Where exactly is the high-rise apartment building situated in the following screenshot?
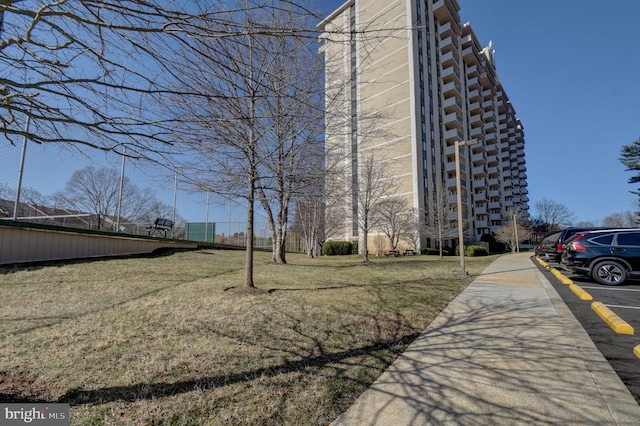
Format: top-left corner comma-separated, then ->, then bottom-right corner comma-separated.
318,0 -> 528,252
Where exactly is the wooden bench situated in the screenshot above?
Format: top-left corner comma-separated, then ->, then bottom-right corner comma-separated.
146,218 -> 174,237
384,250 -> 400,257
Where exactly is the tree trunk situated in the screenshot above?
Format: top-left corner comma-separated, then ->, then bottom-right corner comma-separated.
244,180 -> 255,288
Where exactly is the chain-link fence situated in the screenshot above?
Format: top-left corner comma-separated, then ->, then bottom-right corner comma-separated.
0,140 -> 301,252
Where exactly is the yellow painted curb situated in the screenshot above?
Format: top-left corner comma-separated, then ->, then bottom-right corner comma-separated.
569,283 -> 593,301
536,257 -> 551,270
634,345 -> 640,360
591,302 -> 635,335
551,268 -> 573,285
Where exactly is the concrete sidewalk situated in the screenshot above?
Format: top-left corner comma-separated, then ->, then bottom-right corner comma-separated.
332,252 -> 640,425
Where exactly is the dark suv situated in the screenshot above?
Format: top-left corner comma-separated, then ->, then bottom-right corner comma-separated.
560,228 -> 640,285
538,227 -> 614,262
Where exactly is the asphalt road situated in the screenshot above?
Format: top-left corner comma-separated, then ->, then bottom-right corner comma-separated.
534,258 -> 640,404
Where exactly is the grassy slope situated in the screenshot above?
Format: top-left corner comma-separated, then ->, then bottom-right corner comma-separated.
0,249 -> 496,425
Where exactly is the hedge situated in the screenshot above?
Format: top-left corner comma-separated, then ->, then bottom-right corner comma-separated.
322,241 -> 354,256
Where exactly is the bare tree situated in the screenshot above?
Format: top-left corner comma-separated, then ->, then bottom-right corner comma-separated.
293,172 -> 344,258
0,1 -> 199,159
574,221 -> 596,227
252,7 -> 326,265
603,211 -> 638,228
164,2 -> 327,287
376,196 -> 414,251
356,153 -> 400,262
53,166 -> 166,230
534,198 -> 576,231
423,179 -> 455,258
494,221 -> 531,253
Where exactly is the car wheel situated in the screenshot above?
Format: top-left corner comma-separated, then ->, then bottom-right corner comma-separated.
591,260 -> 627,285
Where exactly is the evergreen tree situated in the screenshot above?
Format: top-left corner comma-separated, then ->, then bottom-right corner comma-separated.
619,138 -> 640,218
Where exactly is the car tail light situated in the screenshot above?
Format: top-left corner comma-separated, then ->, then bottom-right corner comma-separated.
556,242 -> 564,253
568,233 -> 588,251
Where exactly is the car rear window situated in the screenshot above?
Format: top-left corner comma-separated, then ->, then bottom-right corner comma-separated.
590,234 -> 614,245
615,232 -> 640,246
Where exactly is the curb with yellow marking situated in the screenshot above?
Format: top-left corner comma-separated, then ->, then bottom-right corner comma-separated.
550,268 -> 573,285
536,258 -> 551,270
634,345 -> 640,360
568,283 -> 593,301
591,302 -> 635,335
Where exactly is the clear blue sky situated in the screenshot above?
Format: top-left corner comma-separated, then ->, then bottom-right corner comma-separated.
3,1 -> 639,225
319,0 -> 640,224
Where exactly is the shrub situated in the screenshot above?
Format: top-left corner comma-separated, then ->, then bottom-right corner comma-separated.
322,241 -> 354,256
421,248 -> 440,255
466,245 -> 488,257
455,245 -> 489,257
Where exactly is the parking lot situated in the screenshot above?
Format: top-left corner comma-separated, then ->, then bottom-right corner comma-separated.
536,258 -> 640,404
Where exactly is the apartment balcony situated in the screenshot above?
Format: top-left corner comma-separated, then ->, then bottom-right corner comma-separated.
472,151 -> 487,164
440,50 -> 459,68
440,36 -> 459,54
445,160 -> 457,173
467,76 -> 480,90
472,166 -> 487,177
472,178 -> 489,190
442,80 -> 462,97
470,127 -> 484,139
490,213 -> 503,221
441,65 -> 461,83
487,166 -> 499,176
466,64 -> 480,78
443,127 -> 464,142
438,21 -> 455,38
474,204 -> 488,215
468,88 -> 481,102
486,147 -> 498,159
434,0 -> 456,23
442,96 -> 463,114
483,111 -> 496,122
488,177 -> 499,186
488,189 -> 501,198
482,100 -> 495,111
462,46 -> 482,66
475,220 -> 490,229
446,177 -> 458,190
444,111 -> 463,129
468,101 -> 482,114
469,112 -> 482,125
474,193 -> 488,205
489,202 -> 503,211
481,70 -> 496,87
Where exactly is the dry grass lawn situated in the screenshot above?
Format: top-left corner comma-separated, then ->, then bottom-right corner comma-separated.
0,249 -> 497,425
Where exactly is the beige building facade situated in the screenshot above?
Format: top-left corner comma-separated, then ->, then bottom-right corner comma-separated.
319,0 -> 528,252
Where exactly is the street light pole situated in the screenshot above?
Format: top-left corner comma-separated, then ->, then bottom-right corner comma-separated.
455,139 -> 478,277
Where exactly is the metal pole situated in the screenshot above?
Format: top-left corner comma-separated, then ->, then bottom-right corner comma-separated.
455,140 -> 466,277
205,192 -> 210,242
228,199 -> 231,244
172,173 -> 177,238
514,213 -> 519,253
115,146 -> 126,232
13,113 -> 31,220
